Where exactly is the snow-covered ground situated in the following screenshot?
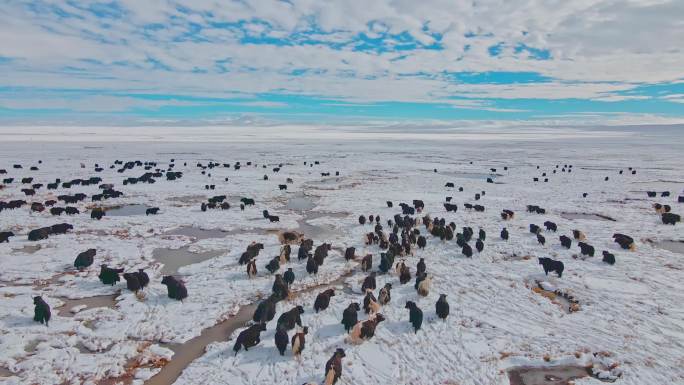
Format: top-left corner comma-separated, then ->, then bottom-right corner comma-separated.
0,125 -> 683,385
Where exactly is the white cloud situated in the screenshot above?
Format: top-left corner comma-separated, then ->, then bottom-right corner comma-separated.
0,0 -> 682,112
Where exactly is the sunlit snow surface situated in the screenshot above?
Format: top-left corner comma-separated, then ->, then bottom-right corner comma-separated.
0,125 -> 683,385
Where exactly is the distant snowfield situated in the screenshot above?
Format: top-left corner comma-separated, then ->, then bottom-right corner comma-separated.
0,124 -> 683,385
0,123 -> 635,143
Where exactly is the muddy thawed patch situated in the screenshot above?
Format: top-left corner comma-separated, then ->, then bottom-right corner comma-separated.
106,204 -> 153,217
507,365 -> 592,385
57,293 -> 119,316
286,194 -> 317,211
0,366 -> 13,378
560,212 -> 616,222
145,303 -> 257,385
164,226 -> 272,240
654,240 -> 684,255
144,269 -> 356,385
153,247 -> 226,275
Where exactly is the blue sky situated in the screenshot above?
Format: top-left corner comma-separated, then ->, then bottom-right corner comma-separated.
1,1 -> 683,125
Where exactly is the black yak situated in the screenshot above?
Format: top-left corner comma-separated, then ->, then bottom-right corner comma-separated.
405,301 -> 423,333
538,257 -> 564,277
161,276 -> 188,301
74,249 -> 96,270
33,296 -> 51,326
435,294 -> 449,321
314,289 -> 336,313
341,303 -> 361,333
602,251 -> 616,265
233,323 -> 266,355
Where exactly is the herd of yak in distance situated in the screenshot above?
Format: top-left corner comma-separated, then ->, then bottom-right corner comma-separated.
1,158 -> 683,385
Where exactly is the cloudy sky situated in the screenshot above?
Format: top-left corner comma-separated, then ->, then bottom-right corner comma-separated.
1,0 -> 683,124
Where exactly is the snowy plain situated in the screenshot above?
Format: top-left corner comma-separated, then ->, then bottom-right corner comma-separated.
0,124 -> 683,385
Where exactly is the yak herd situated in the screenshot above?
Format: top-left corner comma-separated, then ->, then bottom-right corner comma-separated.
1,157 -> 683,385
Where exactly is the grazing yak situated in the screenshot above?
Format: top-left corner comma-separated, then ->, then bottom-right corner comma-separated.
537,234 -> 546,246
265,257 -> 280,274
349,314 -> 386,344
572,229 -> 586,241
240,197 -> 255,206
291,326 -> 308,357
272,274 -> 289,300
246,259 -> 257,278
91,208 -> 105,220
74,249 -> 96,270
275,327 -> 289,356
560,235 -> 572,249
33,296 -> 51,326
145,207 -> 160,215
476,239 -> 484,252
277,305 -> 304,331
51,223 -> 73,235
361,254 -> 372,272
405,301 -> 423,333
602,251 -> 616,265
98,265 -> 124,285
314,243 -> 331,266
123,273 -> 142,293
527,205 -> 545,214
28,227 -> 50,241
135,269 -> 150,289
653,203 -> 671,214
239,242 -> 264,265
578,242 -> 595,257
161,276 -> 188,301
613,233 -> 635,250
314,289 -> 336,313
662,213 -> 681,225
341,303 -> 361,333
361,272 -> 377,292
436,294 -> 449,321
529,224 -> 541,234
378,283 -> 392,305
0,231 -> 15,243
543,221 -> 557,232
344,247 -> 355,261
398,262 -> 411,284
501,209 -> 514,220
538,257 -> 564,278
233,323 -> 267,355
363,290 -> 380,315
462,243 -> 473,258
416,258 -> 426,275
283,268 -> 295,286
324,348 -> 346,385
417,274 -> 431,296
500,228 -> 509,240
306,256 -> 318,275
253,296 -> 277,324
